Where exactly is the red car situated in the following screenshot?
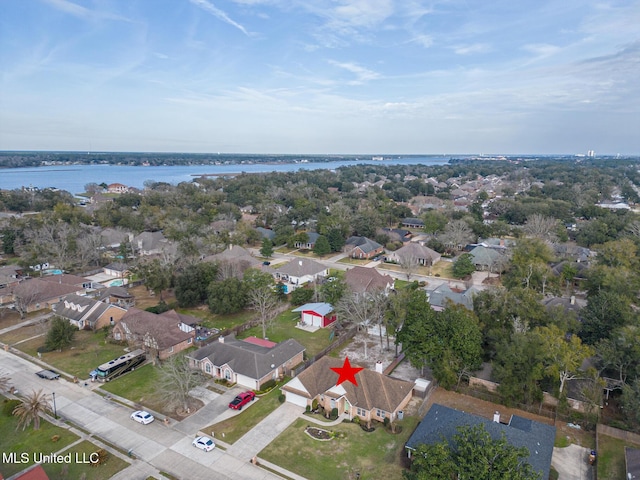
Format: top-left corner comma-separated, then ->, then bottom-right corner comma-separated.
228,391 -> 255,410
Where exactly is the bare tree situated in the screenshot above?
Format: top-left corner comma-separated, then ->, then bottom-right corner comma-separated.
155,354 -> 205,413
216,259 -> 250,280
12,281 -> 41,319
247,285 -> 280,339
440,219 -> 474,251
0,375 -> 10,393
13,389 -> 51,431
522,214 -> 559,241
334,291 -> 387,359
75,229 -> 103,269
399,253 -> 420,281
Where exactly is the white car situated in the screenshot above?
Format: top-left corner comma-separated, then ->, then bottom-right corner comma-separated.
130,410 -> 155,425
192,436 -> 215,452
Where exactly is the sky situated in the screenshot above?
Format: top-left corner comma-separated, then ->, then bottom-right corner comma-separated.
1,0 -> 639,155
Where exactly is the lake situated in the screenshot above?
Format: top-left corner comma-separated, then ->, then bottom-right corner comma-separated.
0,156 -> 450,193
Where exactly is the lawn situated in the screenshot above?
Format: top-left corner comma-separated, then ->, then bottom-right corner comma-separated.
41,440 -> 130,480
430,260 -> 454,278
177,308 -> 255,332
0,322 -> 49,345
597,434 -> 640,480
260,415 -> 419,480
203,380 -> 288,444
337,257 -> 370,265
238,310 -> 332,358
15,329 -> 128,379
98,364 -> 167,414
0,397 -> 80,478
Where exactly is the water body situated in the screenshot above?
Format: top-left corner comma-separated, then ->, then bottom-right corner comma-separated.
0,156 -> 449,193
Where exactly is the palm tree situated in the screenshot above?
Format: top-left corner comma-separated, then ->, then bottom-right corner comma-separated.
0,375 -> 10,393
12,389 -> 51,431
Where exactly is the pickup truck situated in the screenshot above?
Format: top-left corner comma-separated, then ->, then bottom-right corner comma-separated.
228,391 -> 255,410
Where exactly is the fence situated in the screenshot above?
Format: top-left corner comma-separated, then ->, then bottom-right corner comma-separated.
597,423 -> 640,444
292,326 -> 358,377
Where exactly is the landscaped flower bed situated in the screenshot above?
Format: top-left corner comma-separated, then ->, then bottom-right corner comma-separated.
305,426 -> 333,441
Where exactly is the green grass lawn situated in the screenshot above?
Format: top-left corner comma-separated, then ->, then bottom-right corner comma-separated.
337,257 -> 370,265
260,416 -> 419,480
16,330 -> 128,379
98,364 -> 167,413
203,381 -> 286,444
238,310 -> 332,358
597,434 -> 640,480
0,397 -> 80,478
177,307 -> 256,332
42,440 -> 130,480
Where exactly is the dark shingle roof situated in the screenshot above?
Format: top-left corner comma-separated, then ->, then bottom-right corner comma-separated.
344,266 -> 393,293
191,334 -> 305,380
52,294 -> 110,323
345,236 -> 383,254
406,404 -> 555,479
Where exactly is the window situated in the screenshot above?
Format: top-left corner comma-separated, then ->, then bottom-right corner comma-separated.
357,407 -> 366,417
376,409 -> 386,419
224,369 -> 232,380
205,363 -> 211,374
168,346 -> 174,353
187,338 -> 192,344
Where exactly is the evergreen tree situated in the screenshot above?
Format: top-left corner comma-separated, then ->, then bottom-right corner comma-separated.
313,235 -> 331,256
45,317 -> 76,352
259,237 -> 274,258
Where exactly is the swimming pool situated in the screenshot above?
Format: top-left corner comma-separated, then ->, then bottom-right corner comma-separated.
109,280 -> 124,287
43,269 -> 63,275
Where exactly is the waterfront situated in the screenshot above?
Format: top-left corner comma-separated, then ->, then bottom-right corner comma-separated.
0,156 -> 449,193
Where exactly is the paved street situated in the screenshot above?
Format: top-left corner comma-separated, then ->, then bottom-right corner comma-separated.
0,348 -> 296,480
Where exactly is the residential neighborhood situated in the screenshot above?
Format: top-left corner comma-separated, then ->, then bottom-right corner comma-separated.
1,157 -> 640,480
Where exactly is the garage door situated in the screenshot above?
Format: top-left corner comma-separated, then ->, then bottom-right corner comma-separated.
285,391 -> 308,408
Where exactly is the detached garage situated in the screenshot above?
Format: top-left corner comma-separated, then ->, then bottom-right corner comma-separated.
292,302 -> 336,329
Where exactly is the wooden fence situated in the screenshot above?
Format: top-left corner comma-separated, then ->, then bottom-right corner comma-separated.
292,326 -> 358,377
597,423 -> 640,444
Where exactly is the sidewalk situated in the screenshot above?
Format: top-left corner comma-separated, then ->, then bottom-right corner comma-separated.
0,312 -> 53,337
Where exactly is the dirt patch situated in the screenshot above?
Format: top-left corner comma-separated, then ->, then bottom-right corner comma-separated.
337,332 -> 423,383
128,285 -> 176,309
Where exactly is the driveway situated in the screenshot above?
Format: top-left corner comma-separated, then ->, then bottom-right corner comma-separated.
0,348 -> 290,480
552,444 -> 595,480
226,402 -> 304,460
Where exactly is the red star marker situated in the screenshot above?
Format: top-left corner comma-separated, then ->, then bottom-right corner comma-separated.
330,357 -> 364,387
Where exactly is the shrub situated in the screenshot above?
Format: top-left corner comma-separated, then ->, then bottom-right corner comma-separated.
262,379 -> 277,390
291,287 -> 314,306
51,435 -> 60,442
306,405 -> 311,413
383,417 -> 390,427
278,394 -> 285,404
311,398 -> 318,410
352,416 -> 360,425
330,407 -> 339,420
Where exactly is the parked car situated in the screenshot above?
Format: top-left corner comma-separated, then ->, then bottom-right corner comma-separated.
35,369 -> 60,380
228,391 -> 256,410
262,261 -> 271,265
192,436 -> 215,452
130,410 -> 155,425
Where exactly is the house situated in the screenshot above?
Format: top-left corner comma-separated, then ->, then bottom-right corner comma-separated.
256,227 -> 276,242
10,279 -> 84,314
0,265 -> 22,290
625,447 -> 640,480
99,228 -> 132,249
189,334 -> 305,390
107,183 -> 129,194
131,231 -> 173,257
203,244 -> 261,267
344,236 -> 384,259
112,308 -> 196,360
273,258 -> 328,292
426,284 -> 479,311
294,232 -> 320,250
40,273 -> 93,290
103,262 -> 130,279
344,266 -> 394,294
405,403 -> 555,480
292,303 -> 336,329
467,245 -> 507,272
380,227 -> 412,243
401,218 -> 425,229
385,242 -> 441,266
52,294 -> 126,330
98,286 -> 135,309
281,356 -> 414,424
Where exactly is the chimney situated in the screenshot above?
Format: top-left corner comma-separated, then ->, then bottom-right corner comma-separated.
375,360 -> 384,374
218,335 -> 225,343
493,411 -> 500,423
499,238 -> 505,247
570,296 -> 575,305
229,244 -> 233,250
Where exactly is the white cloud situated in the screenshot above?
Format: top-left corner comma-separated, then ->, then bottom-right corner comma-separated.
328,60 -> 381,84
189,0 -> 251,36
522,43 -> 561,58
453,43 -> 491,55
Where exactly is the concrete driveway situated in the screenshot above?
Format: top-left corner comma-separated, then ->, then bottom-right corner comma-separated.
552,444 -> 595,480
0,348 -> 289,480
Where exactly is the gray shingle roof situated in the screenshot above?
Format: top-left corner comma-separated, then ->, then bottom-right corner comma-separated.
406,404 -> 555,479
191,334 -> 305,380
345,236 -> 383,254
344,266 -> 393,293
275,258 -> 327,277
53,294 -> 109,324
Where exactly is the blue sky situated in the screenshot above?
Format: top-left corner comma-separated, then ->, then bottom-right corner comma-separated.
1,0 -> 638,154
